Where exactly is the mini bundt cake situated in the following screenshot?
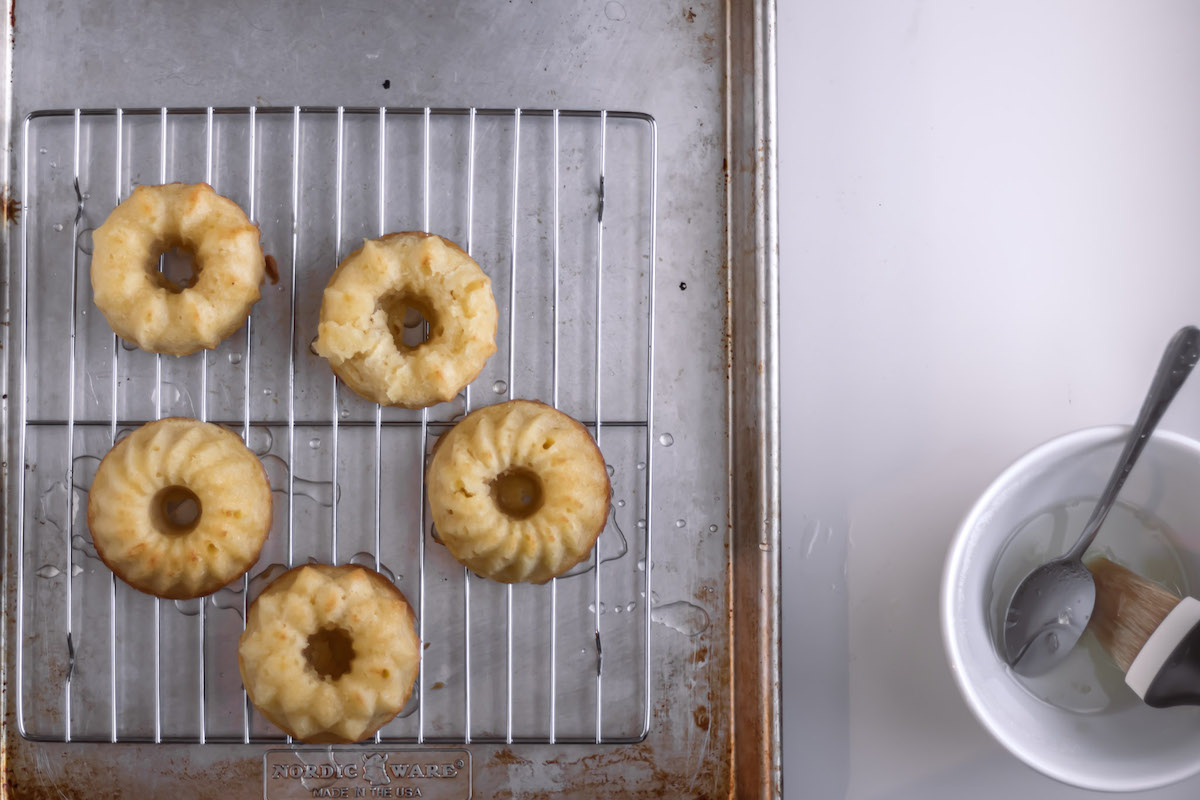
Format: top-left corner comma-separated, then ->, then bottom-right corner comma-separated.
313,232 -> 497,408
238,564 -> 421,743
86,417 -> 272,599
91,182 -> 266,356
426,400 -> 611,584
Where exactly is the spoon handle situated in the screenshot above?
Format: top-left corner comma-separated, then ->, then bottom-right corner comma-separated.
1067,326 -> 1200,561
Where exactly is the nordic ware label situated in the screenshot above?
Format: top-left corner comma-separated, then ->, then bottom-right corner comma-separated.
263,749 -> 471,799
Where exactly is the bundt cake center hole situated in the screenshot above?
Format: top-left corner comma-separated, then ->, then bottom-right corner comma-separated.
490,468 -> 544,520
153,244 -> 200,293
380,291 -> 436,351
304,625 -> 356,681
151,485 -> 202,535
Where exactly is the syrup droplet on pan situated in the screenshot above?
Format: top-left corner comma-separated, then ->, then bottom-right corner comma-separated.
651,600 -> 710,637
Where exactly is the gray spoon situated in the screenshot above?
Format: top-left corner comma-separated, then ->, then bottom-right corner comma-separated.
1002,325 -> 1200,676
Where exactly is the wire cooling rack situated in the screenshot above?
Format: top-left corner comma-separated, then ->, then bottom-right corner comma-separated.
15,106 -> 656,746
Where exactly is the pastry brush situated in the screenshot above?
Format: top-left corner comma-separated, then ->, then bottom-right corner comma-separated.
1087,556 -> 1200,707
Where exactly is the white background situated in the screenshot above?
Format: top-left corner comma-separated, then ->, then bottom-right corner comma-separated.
779,2 -> 1200,797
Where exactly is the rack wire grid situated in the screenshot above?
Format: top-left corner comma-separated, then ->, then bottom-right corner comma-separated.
14,106 -> 656,746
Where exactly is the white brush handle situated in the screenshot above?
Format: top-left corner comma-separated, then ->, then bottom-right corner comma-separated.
1126,596 -> 1200,700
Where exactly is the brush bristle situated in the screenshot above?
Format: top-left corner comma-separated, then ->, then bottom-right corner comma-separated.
1086,557 -> 1181,673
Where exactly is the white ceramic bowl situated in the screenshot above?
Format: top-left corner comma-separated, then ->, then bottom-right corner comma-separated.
942,425 -> 1200,792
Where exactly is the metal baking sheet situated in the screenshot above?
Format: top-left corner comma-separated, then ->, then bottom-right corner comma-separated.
0,1 -> 779,797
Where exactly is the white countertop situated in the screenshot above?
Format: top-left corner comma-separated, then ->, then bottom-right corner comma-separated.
779,2 -> 1200,797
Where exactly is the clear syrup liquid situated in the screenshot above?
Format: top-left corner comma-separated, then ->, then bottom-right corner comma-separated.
989,499 -> 1190,714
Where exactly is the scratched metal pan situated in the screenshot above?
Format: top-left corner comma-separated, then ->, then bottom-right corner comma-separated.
0,2 -> 779,797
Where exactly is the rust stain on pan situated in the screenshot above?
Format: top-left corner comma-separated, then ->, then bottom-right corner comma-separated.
0,189 -> 20,227
477,601 -> 734,796
263,253 -> 280,285
491,740 -> 726,800
490,747 -> 532,766
5,743 -> 260,800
